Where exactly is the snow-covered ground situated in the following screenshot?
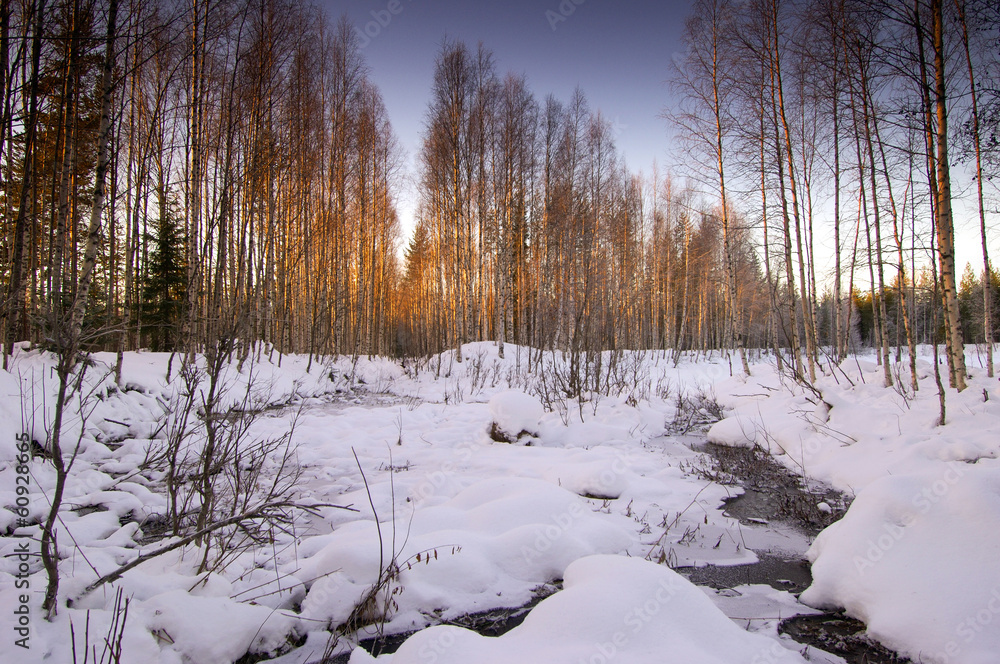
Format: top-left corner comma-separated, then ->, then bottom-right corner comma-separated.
1,342 -> 998,663
707,348 -> 1000,664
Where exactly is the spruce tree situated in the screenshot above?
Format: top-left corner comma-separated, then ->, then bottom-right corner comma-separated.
142,196 -> 187,351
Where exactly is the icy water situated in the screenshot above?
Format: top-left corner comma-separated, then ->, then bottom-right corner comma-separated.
691,443 -> 912,664
327,591 -> 558,662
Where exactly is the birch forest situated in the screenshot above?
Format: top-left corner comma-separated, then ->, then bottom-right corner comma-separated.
1,0 -> 998,389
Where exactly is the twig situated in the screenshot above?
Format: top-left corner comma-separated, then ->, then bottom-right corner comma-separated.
352,448 -> 383,577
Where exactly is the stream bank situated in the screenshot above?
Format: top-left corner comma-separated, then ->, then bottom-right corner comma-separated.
324,441 -> 909,664
268,401 -> 908,664
690,441 -> 911,664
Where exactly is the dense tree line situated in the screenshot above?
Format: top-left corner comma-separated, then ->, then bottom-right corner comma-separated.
0,0 -> 402,373
402,0 -> 998,392
401,40 -> 769,369
1,0 -> 997,389
667,0 -> 999,389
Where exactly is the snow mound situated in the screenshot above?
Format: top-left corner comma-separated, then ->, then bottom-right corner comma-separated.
543,451 -> 630,499
706,415 -> 756,448
144,590 -> 299,663
488,390 -> 543,442
801,464 -> 1000,664
0,370 -> 25,462
360,555 -> 806,663
298,478 -> 632,632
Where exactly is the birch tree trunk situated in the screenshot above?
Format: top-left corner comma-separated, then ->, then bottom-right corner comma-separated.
954,0 -> 992,378
43,0 -> 118,619
931,0 -> 967,390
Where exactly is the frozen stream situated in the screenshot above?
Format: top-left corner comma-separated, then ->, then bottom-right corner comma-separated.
687,443 -> 912,664
270,392 -> 880,664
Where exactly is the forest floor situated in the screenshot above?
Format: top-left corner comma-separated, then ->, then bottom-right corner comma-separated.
1,342 -> 998,663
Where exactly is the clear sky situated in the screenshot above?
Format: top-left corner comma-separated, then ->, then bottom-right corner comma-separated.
320,0 -> 694,237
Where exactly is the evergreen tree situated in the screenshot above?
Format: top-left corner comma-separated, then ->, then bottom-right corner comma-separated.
142,196 -> 187,352
958,263 -> 1000,345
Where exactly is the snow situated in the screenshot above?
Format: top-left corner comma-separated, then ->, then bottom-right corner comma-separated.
3,342 -> 1000,663
0,368 -> 26,462
294,476 -> 633,633
800,464 -> 1000,664
487,390 -> 543,441
355,555 -> 807,664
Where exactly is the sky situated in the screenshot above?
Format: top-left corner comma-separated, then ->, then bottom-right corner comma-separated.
320,0 -> 694,239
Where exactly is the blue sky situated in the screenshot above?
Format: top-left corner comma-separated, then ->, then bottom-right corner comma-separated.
321,0 -> 694,234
